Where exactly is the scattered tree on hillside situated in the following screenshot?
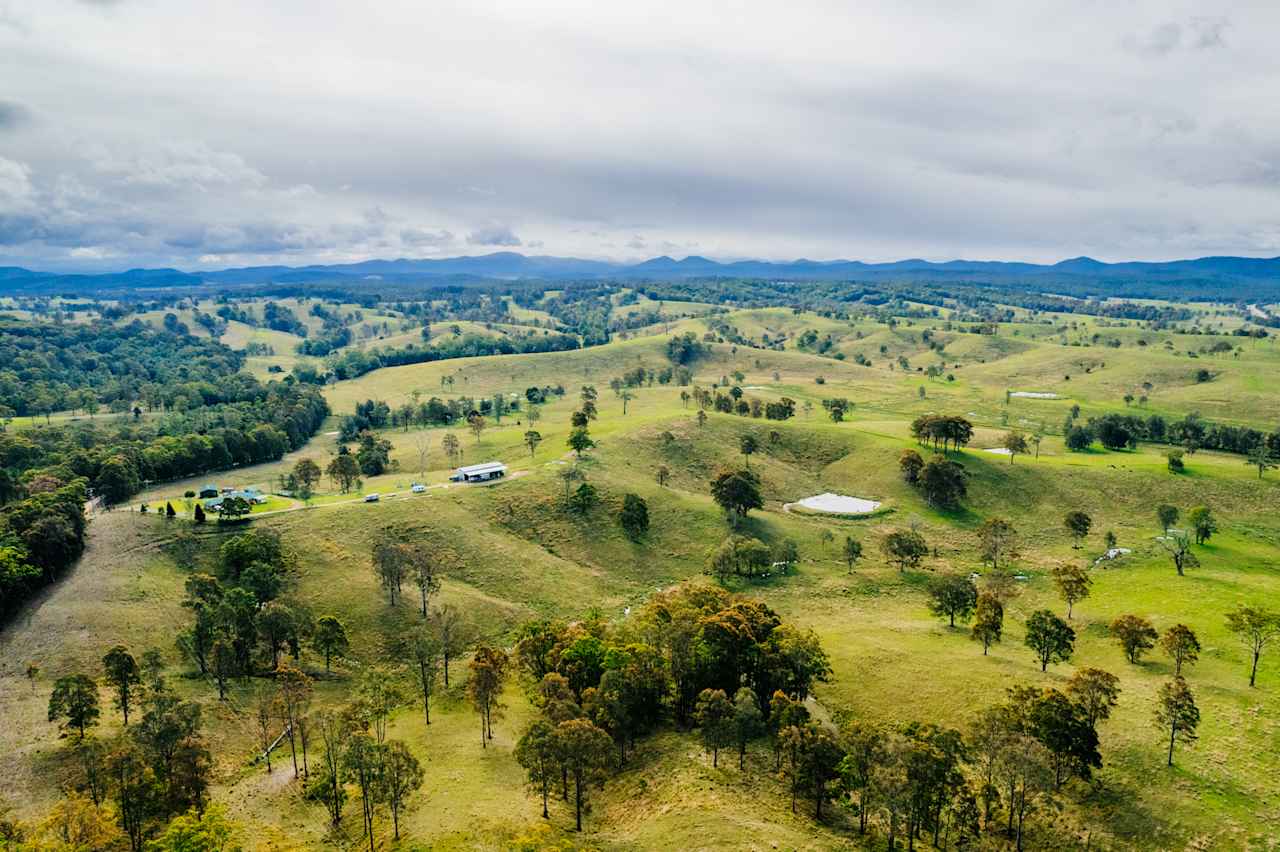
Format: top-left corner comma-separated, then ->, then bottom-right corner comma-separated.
1246,442 -> 1277,479
899,449 -> 924,484
1066,667 -> 1120,730
1160,624 -> 1201,676
971,592 -> 1004,655
254,688 -> 278,775
409,432 -> 432,477
706,535 -> 772,582
371,539 -> 408,606
1051,564 -> 1091,618
996,734 -> 1055,851
695,688 -> 735,767
880,529 -> 928,572
1002,431 -> 1029,463
355,431 -> 394,476
1156,504 -> 1179,534
326,452 -> 362,494
442,432 -> 461,467
293,458 -> 323,498
568,482 -> 598,514
926,573 -> 978,627
976,517 -> 1018,570
1110,615 -> 1159,664
523,429 -> 542,457
1024,610 -> 1075,672
1225,604 -> 1280,687
1187,506 -> 1217,545
467,413 -> 487,444
910,414 -> 974,452
1063,511 -> 1092,548
357,666 -> 405,745
781,722 -> 845,821
312,615 -> 349,673
275,664 -> 313,779
314,710 -> 349,826
431,604 -> 468,687
409,627 -> 441,725
1154,677 -> 1199,767
822,398 -> 852,422
555,719 -> 614,831
841,536 -> 862,572
48,674 -> 100,740
709,468 -> 763,526
515,719 -> 559,819
918,456 -> 968,509
618,494 -> 649,541
732,688 -> 764,769
567,427 -> 595,458
836,720 -> 884,834
468,645 -> 509,748
102,646 -> 141,726
381,740 -> 423,841
655,464 -> 670,487
343,732 -> 382,852
1157,530 -> 1199,576
773,539 -> 800,572
1065,426 -> 1093,452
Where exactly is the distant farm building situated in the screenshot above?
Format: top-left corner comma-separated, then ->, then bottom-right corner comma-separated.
202,488 -> 267,509
449,461 -> 508,483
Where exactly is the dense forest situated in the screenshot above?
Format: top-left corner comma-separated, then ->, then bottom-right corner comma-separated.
0,318 -> 248,419
0,318 -> 329,626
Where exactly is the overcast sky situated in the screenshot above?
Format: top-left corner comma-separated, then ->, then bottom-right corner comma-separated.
1,0 -> 1277,270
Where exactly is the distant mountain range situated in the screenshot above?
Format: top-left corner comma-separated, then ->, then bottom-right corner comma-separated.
2,252 -> 1280,295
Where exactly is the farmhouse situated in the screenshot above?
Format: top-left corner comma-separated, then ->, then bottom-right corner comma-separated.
202,487 -> 267,509
449,461 -> 508,483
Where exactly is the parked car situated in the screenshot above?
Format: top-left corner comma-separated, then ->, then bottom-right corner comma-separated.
363,493 -> 380,503
410,483 -> 427,493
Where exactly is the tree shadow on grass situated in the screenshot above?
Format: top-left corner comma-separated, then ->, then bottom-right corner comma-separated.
1078,774 -> 1170,844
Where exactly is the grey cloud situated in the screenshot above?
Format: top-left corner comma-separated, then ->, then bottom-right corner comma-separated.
400,227 -> 455,248
466,225 -> 522,247
1188,16 -> 1229,48
1123,17 -> 1228,57
0,100 -> 28,130
2,2 -> 1278,268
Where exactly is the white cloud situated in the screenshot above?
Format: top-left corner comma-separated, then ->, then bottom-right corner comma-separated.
0,156 -> 33,203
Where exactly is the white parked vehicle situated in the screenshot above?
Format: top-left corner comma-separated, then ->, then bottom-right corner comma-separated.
410,483 -> 427,494
363,493 -> 380,502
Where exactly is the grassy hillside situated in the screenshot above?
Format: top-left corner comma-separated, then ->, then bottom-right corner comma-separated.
4,304 -> 1280,850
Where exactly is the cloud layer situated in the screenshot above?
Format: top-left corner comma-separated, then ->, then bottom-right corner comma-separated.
0,0 -> 1277,270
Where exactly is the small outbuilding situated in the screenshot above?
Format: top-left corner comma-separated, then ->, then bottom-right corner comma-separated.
198,484 -> 220,499
449,461 -> 508,483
